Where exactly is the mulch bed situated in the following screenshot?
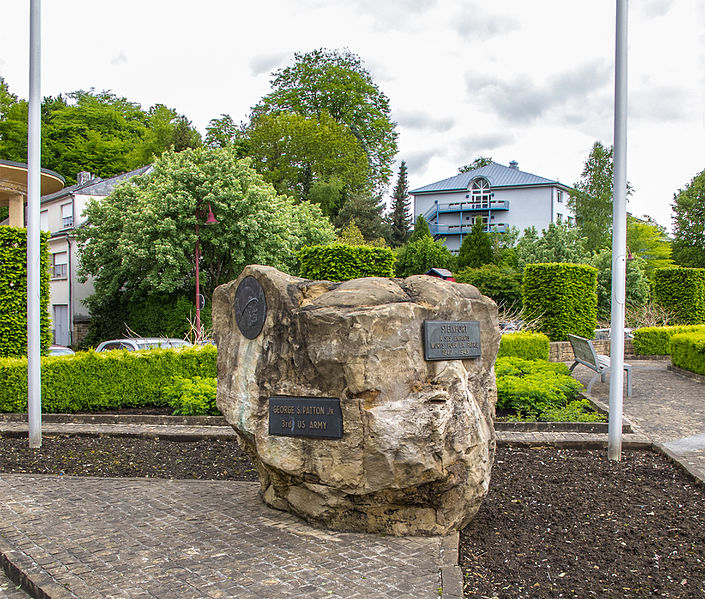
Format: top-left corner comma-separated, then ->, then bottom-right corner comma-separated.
1,436 -> 703,598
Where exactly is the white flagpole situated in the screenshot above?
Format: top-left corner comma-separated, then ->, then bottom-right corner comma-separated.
608,0 -> 628,461
27,0 -> 42,448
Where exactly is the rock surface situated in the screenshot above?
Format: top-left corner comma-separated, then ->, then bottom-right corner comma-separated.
213,265 -> 500,535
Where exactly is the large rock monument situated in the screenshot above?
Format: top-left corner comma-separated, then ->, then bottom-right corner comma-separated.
213,265 -> 500,535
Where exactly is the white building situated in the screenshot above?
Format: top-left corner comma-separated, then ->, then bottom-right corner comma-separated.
40,166 -> 150,345
410,161 -> 574,253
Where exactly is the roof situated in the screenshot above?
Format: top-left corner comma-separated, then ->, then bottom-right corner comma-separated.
410,162 -> 571,194
41,165 -> 151,204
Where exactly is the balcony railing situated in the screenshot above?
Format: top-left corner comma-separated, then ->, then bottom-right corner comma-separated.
430,223 -> 508,236
423,199 -> 509,221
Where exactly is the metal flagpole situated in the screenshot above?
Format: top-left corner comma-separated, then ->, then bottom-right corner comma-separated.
608,0 -> 628,461
27,0 -> 42,448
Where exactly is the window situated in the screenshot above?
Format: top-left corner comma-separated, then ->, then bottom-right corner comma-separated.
469,178 -> 491,206
40,210 -> 48,231
52,252 -> 68,279
556,213 -> 563,224
567,216 -> 574,226
557,190 -> 564,204
61,203 -> 73,229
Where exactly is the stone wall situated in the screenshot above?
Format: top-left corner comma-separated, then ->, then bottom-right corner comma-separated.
549,338 -> 635,362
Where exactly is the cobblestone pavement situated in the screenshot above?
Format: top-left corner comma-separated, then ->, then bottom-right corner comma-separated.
0,477 -> 450,599
573,359 -> 705,481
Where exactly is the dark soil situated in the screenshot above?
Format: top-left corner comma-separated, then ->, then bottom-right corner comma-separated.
1,436 -> 703,597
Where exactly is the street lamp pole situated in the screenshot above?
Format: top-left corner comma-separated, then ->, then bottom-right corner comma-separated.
194,201 -> 217,343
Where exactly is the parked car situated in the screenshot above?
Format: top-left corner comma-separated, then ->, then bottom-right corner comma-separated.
48,345 -> 75,356
95,338 -> 191,352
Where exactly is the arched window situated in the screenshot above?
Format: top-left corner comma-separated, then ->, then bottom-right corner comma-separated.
470,178 -> 491,206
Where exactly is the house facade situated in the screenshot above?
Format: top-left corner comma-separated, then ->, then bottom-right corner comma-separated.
410,161 -> 574,253
40,166 -> 150,346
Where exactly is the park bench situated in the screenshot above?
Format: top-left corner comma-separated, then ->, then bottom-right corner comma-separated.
567,334 -> 632,397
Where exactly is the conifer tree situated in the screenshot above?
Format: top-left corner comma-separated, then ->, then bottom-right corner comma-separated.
388,161 -> 411,246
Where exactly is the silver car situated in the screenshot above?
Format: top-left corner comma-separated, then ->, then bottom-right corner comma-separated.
95,338 -> 191,352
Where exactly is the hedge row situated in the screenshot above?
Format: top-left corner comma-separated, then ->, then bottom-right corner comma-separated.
670,332 -> 705,376
0,227 -> 51,357
0,345 -> 216,413
652,267 -> 705,325
632,324 -> 705,356
497,331 -> 550,361
522,263 -> 597,342
298,244 -> 395,281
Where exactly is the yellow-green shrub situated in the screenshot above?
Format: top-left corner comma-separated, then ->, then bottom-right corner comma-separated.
670,332 -> 705,376
497,332 -> 550,361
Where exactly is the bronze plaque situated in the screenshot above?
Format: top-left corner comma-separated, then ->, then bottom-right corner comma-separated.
423,320 -> 481,360
269,396 -> 343,440
235,276 -> 267,339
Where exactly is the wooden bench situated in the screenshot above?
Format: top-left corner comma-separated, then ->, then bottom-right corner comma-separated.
567,334 -> 632,397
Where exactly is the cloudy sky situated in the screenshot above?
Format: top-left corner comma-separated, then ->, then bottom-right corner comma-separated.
2,0 -> 704,229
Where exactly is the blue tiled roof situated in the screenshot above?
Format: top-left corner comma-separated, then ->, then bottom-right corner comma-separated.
410,162 -> 569,194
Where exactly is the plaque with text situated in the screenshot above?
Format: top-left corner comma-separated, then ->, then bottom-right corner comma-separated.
423,320 -> 481,360
269,396 -> 343,440
235,276 -> 267,339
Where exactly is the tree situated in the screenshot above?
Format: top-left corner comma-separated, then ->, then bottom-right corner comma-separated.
590,249 -> 650,321
458,156 -> 493,173
76,147 -> 335,312
246,111 -> 369,202
627,214 -> 673,276
204,114 -> 248,156
516,223 -> 590,267
457,219 -> 495,269
671,169 -> 705,268
387,161 -> 411,247
454,264 -> 523,308
409,215 -> 432,242
569,141 -> 627,254
334,189 -> 390,242
140,104 -> 201,162
395,236 -> 455,277
251,48 -> 398,193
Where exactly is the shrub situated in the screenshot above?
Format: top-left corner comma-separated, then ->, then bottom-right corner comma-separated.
495,357 -> 583,418
539,399 -> 606,423
0,345 -> 217,413
497,332 -> 550,361
166,376 -> 219,415
395,236 -> 456,277
632,324 -> 705,356
0,227 -> 51,357
670,331 -> 705,376
590,250 -> 650,321
652,267 -> 705,324
454,264 -> 523,308
298,244 -> 395,281
522,263 -> 597,341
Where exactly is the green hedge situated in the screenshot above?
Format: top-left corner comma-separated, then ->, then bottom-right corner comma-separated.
632,324 -> 705,356
497,332 -> 550,361
0,227 -> 51,357
454,264 -> 523,308
522,263 -> 597,341
298,244 -> 395,281
670,332 -> 705,376
0,345 -> 216,413
652,267 -> 705,324
495,357 -> 583,418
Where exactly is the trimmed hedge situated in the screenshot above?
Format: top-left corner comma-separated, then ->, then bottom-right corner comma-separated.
522,263 -> 597,341
495,357 -> 583,418
0,227 -> 51,357
632,324 -> 705,356
166,376 -> 219,415
298,244 -> 395,281
497,331 -> 550,361
652,267 -> 705,324
0,345 -> 216,413
670,332 -> 705,376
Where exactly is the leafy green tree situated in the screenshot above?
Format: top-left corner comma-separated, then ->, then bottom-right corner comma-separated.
671,169 -> 705,268
140,104 -> 201,162
247,111 -> 369,201
569,141 -> 626,254
409,215 -> 432,242
589,249 -> 650,321
306,178 -> 344,218
204,114 -> 249,156
455,264 -> 523,308
251,48 -> 398,193
387,161 -> 411,247
0,77 -> 29,164
76,147 -> 335,313
627,214 -> 673,276
395,236 -> 455,277
457,219 -> 496,269
516,224 -> 590,267
458,156 -> 493,173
